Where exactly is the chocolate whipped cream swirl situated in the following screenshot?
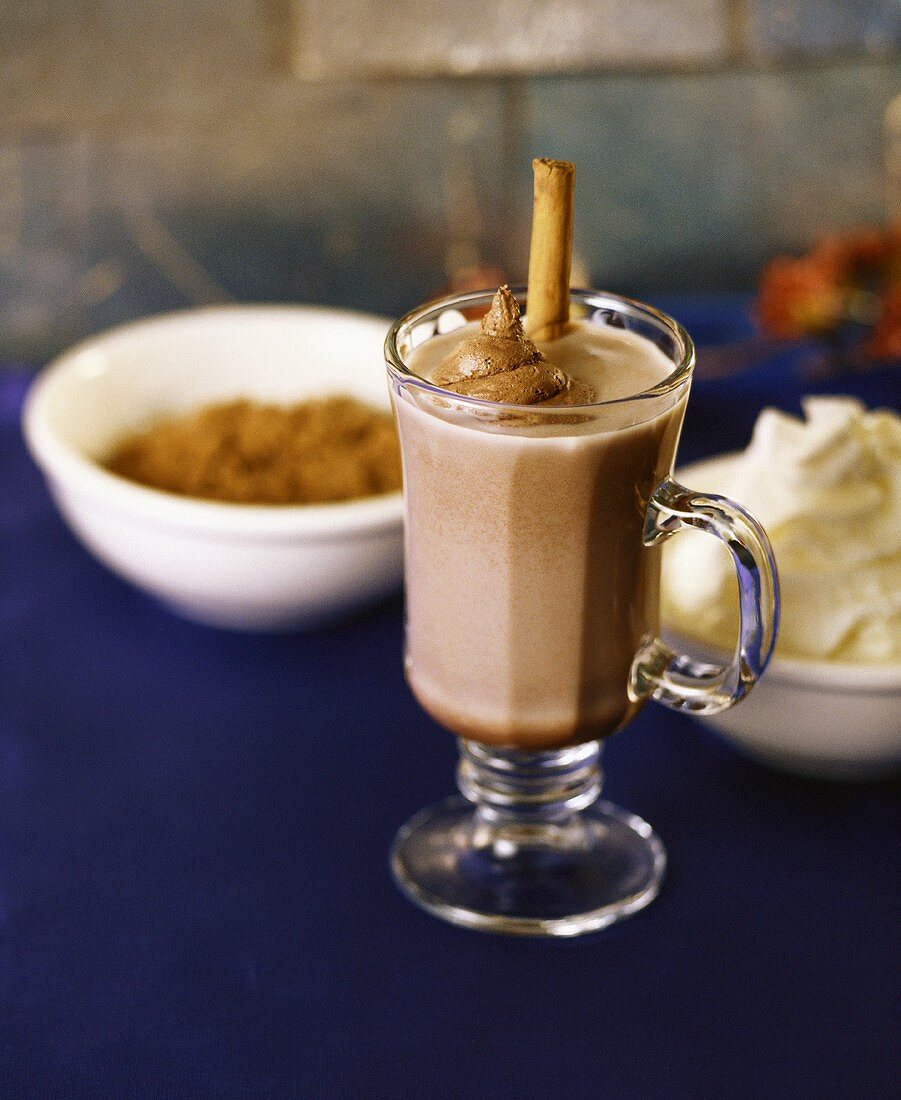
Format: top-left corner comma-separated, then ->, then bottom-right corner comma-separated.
433,286 -> 591,405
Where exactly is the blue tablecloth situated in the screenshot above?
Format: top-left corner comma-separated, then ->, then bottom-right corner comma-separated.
0,304 -> 898,1098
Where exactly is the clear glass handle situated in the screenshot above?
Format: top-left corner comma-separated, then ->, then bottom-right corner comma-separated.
630,477 -> 780,715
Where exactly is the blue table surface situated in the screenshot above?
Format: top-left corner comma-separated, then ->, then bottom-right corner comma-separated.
0,298 -> 899,1098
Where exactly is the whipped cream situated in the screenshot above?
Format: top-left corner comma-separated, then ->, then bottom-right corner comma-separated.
663,396 -> 901,663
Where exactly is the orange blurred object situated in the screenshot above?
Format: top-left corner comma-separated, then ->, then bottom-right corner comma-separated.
756,224 -> 901,358
756,254 -> 847,338
868,287 -> 901,359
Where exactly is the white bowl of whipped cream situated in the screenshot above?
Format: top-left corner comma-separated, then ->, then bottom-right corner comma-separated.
663,396 -> 901,779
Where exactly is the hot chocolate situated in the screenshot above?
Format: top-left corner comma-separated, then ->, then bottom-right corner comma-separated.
387,158 -> 778,937
394,304 -> 685,749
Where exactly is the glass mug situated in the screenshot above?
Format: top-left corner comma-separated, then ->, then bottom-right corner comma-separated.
385,289 -> 779,937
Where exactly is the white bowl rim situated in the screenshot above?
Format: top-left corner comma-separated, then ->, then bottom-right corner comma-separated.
670,453 -> 901,691
762,652 -> 901,691
22,304 -> 403,540
665,627 -> 901,691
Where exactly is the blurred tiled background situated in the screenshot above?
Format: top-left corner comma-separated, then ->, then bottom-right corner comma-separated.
2,0 -> 900,358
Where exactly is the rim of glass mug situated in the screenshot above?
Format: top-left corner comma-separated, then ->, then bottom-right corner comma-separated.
384,286 -> 696,413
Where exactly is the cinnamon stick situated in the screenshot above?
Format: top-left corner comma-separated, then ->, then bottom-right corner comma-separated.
525,157 -> 575,341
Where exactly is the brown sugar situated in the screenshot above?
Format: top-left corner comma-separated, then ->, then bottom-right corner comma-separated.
105,396 -> 402,505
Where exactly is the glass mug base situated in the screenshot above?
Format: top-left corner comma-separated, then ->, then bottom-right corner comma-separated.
390,741 -> 665,937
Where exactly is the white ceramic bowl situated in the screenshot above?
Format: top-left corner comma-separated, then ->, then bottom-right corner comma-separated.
670,639 -> 901,780
663,451 -> 901,779
23,305 -> 403,631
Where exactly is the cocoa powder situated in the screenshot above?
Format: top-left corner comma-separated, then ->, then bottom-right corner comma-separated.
105,396 -> 402,505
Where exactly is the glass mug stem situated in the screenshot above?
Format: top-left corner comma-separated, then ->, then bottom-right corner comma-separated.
630,478 -> 780,714
458,739 -> 603,820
